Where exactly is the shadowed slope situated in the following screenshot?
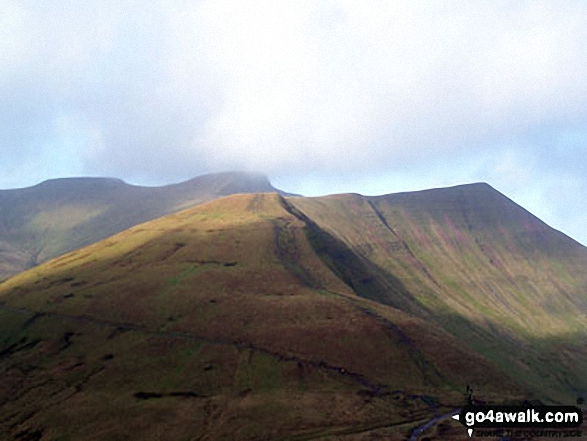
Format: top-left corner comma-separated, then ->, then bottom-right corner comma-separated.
0,172 -> 284,280
0,193 -> 522,440
289,183 -> 587,403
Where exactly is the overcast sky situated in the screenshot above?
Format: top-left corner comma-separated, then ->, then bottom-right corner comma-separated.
1,1 -> 586,245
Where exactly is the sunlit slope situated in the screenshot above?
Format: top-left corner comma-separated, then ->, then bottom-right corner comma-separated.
0,171 -> 282,280
0,193 -> 520,440
289,183 -> 587,403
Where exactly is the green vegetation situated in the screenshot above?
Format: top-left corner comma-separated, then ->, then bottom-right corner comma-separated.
0,172 -> 281,280
0,185 -> 586,439
167,263 -> 210,286
289,185 -> 587,405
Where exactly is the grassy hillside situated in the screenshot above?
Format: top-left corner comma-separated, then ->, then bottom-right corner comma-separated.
290,183 -> 587,404
0,192 -> 528,440
0,185 -> 585,439
0,172 -> 283,280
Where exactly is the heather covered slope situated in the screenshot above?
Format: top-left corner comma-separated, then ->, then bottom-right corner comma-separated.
0,171 -> 282,280
0,193 -> 524,440
0,186 -> 586,439
289,183 -> 587,403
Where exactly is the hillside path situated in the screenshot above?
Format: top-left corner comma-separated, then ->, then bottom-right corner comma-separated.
409,409 -> 513,441
408,409 -> 460,440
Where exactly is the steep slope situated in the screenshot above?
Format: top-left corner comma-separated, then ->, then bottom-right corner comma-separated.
289,183 -> 587,403
0,171 -> 283,280
0,193 -> 523,440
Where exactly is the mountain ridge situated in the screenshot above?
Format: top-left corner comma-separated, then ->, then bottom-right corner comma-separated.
0,192 -> 526,439
289,186 -> 587,404
0,171 -> 286,280
0,183 -> 585,439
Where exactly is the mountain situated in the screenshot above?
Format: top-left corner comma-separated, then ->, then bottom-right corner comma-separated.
289,184 -> 587,403
0,184 -> 585,439
0,172 -> 284,281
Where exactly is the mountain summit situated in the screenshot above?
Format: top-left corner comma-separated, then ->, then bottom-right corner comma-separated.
0,183 -> 585,439
0,172 -> 283,280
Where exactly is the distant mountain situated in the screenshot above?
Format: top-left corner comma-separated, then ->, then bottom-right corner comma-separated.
0,184 -> 585,439
0,171 -> 285,280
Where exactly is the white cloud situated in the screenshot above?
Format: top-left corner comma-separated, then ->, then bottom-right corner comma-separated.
0,1 -> 586,242
179,0 -> 587,175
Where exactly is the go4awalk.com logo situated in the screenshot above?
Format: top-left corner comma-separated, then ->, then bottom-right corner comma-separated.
452,405 -> 583,438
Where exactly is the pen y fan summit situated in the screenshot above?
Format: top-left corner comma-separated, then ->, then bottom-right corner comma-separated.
0,171 -> 283,280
